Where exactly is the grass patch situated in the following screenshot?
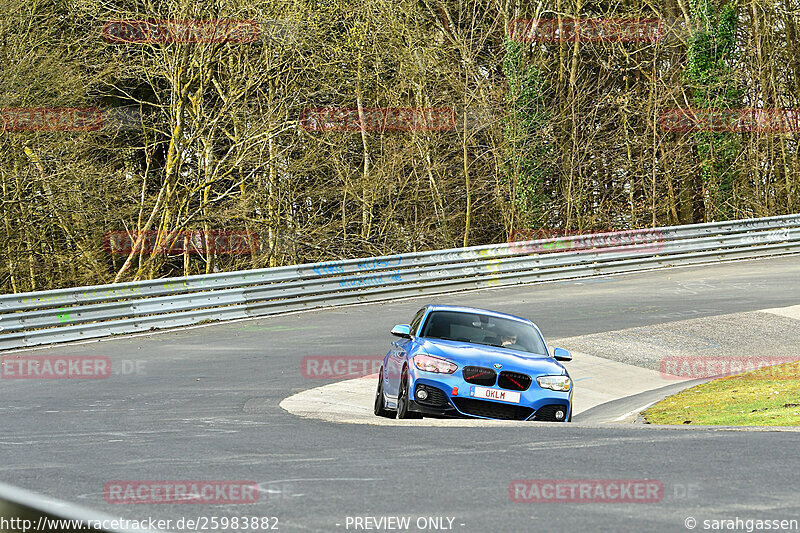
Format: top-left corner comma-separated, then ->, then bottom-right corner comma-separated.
644,361 -> 800,426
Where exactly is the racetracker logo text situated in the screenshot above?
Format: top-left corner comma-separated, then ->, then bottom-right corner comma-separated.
659,357 -> 800,380
508,228 -> 664,255
659,108 -> 800,132
509,479 -> 663,503
104,481 -> 259,504
300,108 -> 456,132
1,356 -> 111,379
1,108 -> 103,131
507,18 -> 664,42
103,20 -> 259,43
104,230 -> 257,255
301,356 -> 384,379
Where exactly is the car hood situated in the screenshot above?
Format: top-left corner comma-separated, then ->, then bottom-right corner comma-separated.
416,339 -> 568,376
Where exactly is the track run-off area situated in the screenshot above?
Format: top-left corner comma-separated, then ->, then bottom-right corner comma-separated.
2,255 -> 799,532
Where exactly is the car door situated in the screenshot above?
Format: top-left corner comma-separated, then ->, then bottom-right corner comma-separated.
386,308 -> 426,402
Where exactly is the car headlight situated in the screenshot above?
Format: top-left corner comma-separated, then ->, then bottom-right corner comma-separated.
413,354 -> 457,374
536,375 -> 572,392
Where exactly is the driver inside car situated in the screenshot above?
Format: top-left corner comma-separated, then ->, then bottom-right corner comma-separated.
500,333 -> 517,347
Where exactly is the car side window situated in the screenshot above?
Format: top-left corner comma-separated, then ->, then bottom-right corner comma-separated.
409,308 -> 427,337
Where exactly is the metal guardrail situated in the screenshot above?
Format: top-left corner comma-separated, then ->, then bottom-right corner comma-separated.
0,481 -> 161,533
1,215 -> 799,350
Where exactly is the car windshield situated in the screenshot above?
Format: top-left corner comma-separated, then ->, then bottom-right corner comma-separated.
419,310 -> 547,355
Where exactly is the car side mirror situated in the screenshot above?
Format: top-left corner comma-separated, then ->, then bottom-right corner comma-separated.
553,347 -> 572,361
391,324 -> 412,339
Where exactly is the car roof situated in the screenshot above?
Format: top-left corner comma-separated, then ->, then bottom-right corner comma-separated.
422,305 -> 534,325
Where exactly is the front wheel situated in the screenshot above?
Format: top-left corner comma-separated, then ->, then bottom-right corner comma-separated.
374,369 -> 394,418
396,370 -> 422,419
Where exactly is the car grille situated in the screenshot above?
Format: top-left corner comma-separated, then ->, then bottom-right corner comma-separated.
452,398 -> 534,421
498,371 -> 532,391
414,385 -> 450,407
533,404 -> 568,421
462,366 -> 497,386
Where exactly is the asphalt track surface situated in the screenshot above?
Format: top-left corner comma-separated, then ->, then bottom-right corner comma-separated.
2,256 -> 800,532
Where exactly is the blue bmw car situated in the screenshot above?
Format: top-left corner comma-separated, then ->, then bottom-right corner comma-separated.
374,305 -> 573,421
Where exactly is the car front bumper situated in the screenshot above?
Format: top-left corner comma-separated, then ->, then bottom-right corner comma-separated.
408,372 -> 572,421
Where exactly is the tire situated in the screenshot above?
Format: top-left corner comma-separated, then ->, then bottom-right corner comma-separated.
396,369 -> 422,419
374,369 -> 394,418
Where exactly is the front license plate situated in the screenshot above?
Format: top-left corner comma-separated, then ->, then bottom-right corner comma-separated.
469,386 -> 521,404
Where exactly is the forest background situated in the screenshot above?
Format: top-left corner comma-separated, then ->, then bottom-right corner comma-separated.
1,0 -> 798,292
